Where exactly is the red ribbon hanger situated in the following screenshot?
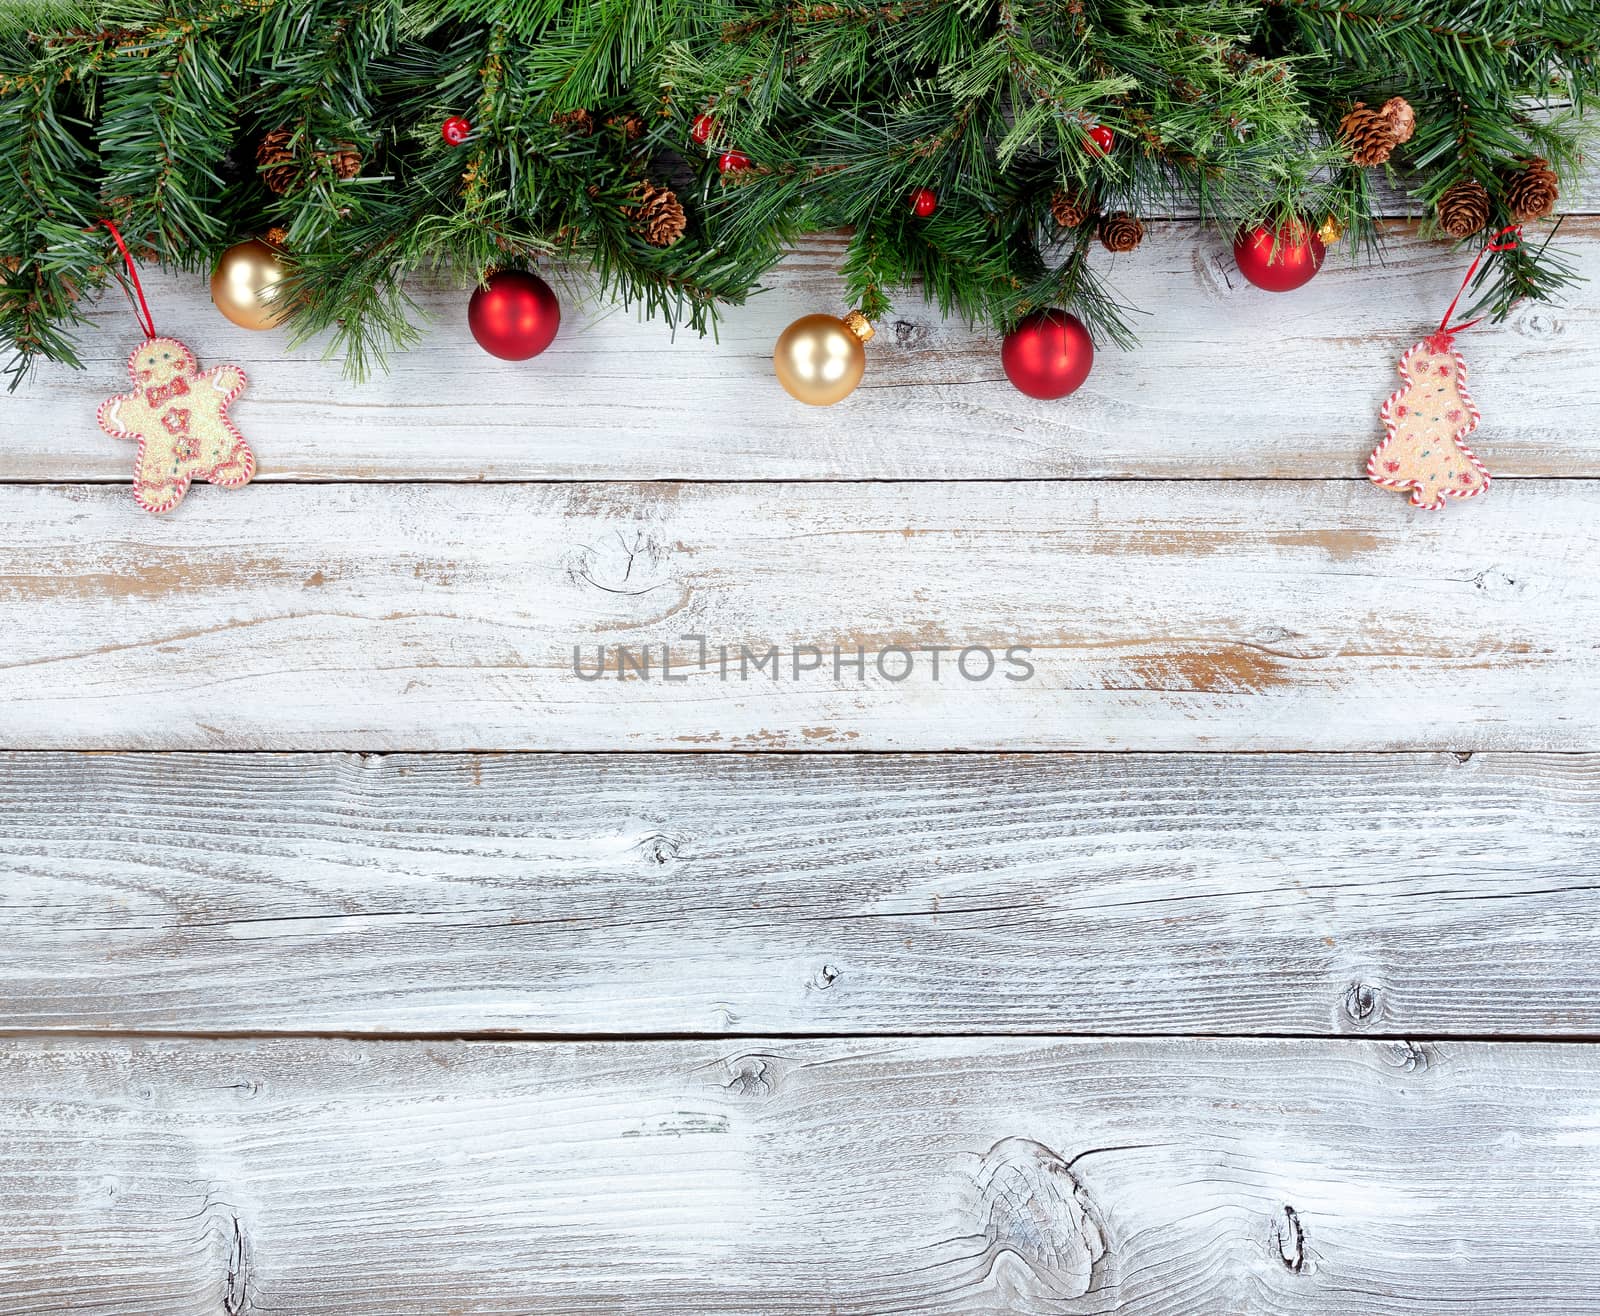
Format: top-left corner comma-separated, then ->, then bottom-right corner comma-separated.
99,219 -> 157,341
1428,223 -> 1520,351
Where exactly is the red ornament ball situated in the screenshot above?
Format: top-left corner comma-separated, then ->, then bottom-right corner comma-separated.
909,186 -> 938,218
1001,309 -> 1094,400
718,149 -> 751,174
1232,219 -> 1325,293
691,114 -> 718,145
1085,124 -> 1115,156
441,115 -> 471,146
467,270 -> 560,361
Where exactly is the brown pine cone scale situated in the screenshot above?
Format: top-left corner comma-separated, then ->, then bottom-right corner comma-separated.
629,181 -> 687,247
1506,157 -> 1559,222
1097,212 -> 1144,253
1339,102 -> 1397,167
1050,188 -> 1091,229
256,127 -> 298,194
1436,178 -> 1491,239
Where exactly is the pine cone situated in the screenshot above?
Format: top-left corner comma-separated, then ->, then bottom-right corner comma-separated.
1339,102 -> 1397,167
553,108 -> 595,136
1097,212 -> 1144,253
1050,188 -> 1092,229
322,144 -> 361,180
264,226 -> 290,249
629,181 -> 686,247
607,114 -> 647,141
1506,157 -> 1559,221
256,127 -> 299,195
1381,96 -> 1416,145
1436,178 -> 1491,239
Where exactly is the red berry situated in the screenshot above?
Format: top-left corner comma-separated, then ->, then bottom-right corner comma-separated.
441,116 -> 471,146
910,186 -> 938,218
691,114 -> 717,145
1085,124 -> 1115,156
718,149 -> 751,174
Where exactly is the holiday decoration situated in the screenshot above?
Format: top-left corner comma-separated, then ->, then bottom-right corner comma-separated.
1232,220 -> 1325,292
1381,96 -> 1417,145
468,270 -> 561,360
256,128 -> 362,195
773,310 -> 874,406
1436,179 -> 1492,238
95,222 -> 255,515
2,2 -> 1592,382
552,108 -> 595,135
1098,213 -> 1144,253
256,127 -> 298,194
629,182 -> 687,247
1317,214 -> 1345,245
210,238 -> 290,331
101,338 -> 256,514
1001,309 -> 1094,400
1506,158 -> 1559,222
910,187 -> 938,218
1367,227 -> 1518,510
1339,101 -> 1398,166
1050,189 -> 1091,229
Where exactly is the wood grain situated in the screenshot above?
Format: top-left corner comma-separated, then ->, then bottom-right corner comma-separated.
1,1035 -> 1598,1314
0,479 -> 1594,750
3,751 -> 1598,1036
3,220 -> 1597,482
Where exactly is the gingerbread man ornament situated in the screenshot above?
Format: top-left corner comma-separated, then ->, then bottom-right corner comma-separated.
98,336 -> 256,514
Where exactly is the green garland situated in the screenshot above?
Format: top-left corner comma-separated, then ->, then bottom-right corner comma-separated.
1,0 -> 1594,384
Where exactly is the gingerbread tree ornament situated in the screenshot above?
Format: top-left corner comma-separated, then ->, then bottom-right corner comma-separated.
1367,337 -> 1489,509
98,337 -> 256,514
1367,227 -> 1519,510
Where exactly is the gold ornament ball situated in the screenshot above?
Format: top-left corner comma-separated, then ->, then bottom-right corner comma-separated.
210,238 -> 290,331
773,310 -> 874,406
1317,214 -> 1345,245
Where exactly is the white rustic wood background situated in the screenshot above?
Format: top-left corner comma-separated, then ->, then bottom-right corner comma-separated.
3,168 -> 1600,1312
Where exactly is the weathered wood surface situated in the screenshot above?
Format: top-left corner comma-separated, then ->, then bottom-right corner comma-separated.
1,480 -> 1594,750
3,751 -> 1598,1036
1,1036 -> 1598,1314
2,219 -> 1596,482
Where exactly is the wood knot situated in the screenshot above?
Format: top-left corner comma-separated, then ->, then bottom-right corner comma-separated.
807,963 -> 840,991
1270,1204 -> 1305,1273
892,319 -> 927,345
224,1211 -> 251,1315
634,831 -> 686,865
969,1138 -> 1106,1302
1342,981 -> 1380,1027
564,527 -> 675,597
720,1053 -> 784,1099
1383,1040 -> 1432,1074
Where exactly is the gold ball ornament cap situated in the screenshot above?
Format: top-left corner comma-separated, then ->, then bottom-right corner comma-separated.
1317,214 -> 1345,245
774,310 -> 873,406
211,238 -> 290,331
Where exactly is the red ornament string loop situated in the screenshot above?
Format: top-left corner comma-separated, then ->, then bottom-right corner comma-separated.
99,219 -> 157,341
1429,223 -> 1520,350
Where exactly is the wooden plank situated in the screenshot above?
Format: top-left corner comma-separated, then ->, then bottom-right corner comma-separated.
1,1035 -> 1598,1313
0,480 -> 1595,751
3,751 -> 1598,1036
3,219 -> 1597,482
